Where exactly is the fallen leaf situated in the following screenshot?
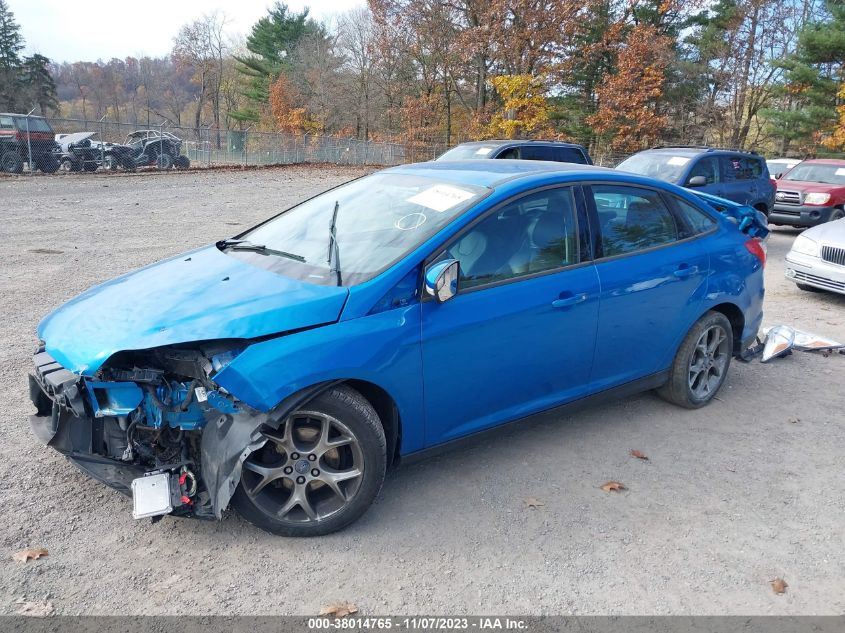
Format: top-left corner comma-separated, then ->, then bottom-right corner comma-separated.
600,481 -> 626,492
788,417 -> 800,424
523,497 -> 545,509
16,600 -> 54,616
12,548 -> 48,562
630,450 -> 649,460
320,602 -> 358,618
770,578 -> 788,594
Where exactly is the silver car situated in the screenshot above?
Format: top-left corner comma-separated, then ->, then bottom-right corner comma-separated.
785,218 -> 845,294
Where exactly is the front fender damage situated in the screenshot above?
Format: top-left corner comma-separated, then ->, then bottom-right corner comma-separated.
200,381 -> 340,518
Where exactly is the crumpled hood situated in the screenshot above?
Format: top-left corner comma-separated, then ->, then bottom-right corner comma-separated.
38,246 -> 349,375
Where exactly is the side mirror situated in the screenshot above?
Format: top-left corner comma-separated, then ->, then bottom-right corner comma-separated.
687,175 -> 707,187
773,172 -> 783,180
424,259 -> 459,303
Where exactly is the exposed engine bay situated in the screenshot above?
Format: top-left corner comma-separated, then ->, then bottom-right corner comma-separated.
28,341 -> 272,521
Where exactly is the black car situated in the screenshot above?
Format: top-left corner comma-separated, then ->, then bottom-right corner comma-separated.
0,113 -> 60,174
436,140 -> 592,165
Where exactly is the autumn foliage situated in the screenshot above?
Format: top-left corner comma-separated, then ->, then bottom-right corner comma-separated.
482,75 -> 554,139
587,24 -> 672,151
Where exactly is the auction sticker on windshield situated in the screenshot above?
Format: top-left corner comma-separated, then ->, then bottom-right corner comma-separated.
407,184 -> 477,212
667,156 -> 690,166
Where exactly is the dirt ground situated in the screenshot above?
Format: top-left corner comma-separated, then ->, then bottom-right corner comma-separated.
0,167 -> 843,616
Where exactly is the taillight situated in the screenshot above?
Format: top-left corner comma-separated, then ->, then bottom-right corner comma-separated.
745,238 -> 766,268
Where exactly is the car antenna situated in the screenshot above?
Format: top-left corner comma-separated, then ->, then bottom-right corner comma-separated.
327,200 -> 343,287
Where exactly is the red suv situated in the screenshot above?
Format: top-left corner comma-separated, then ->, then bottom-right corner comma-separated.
771,159 -> 845,227
0,113 -> 60,174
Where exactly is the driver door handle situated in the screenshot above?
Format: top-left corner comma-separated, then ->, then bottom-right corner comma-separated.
552,293 -> 588,309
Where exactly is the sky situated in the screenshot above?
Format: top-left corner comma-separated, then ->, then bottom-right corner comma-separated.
9,0 -> 365,63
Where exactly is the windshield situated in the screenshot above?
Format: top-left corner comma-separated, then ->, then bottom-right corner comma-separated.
16,117 -> 52,133
615,153 -> 692,183
235,172 -> 489,286
782,163 -> 845,185
437,145 -> 500,161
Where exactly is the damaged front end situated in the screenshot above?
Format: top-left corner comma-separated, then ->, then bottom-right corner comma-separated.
29,341 -> 278,521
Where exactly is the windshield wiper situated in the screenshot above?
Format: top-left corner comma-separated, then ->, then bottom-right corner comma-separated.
217,239 -> 305,262
326,201 -> 343,286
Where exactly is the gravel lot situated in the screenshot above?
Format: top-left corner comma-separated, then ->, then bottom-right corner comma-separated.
0,167 -> 843,616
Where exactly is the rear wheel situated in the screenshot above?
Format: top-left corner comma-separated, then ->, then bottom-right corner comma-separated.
155,152 -> 173,170
232,385 -> 386,536
174,155 -> 190,169
1,150 -> 23,174
60,157 -> 79,172
657,311 -> 733,409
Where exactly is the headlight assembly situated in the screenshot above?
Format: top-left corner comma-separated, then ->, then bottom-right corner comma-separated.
791,235 -> 819,257
804,192 -> 831,206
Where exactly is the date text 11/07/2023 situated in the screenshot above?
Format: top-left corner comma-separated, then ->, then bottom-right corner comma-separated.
307,617 -> 529,630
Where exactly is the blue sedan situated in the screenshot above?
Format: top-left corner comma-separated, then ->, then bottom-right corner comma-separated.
29,160 -> 768,535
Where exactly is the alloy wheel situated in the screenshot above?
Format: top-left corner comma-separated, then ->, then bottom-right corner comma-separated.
241,411 -> 364,523
688,324 -> 729,399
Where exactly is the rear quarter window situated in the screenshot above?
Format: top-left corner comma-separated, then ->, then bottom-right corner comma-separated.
672,198 -> 718,235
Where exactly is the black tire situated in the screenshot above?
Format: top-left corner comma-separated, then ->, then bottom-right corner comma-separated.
828,208 -> 844,223
103,154 -> 119,171
155,152 -> 173,170
60,157 -> 79,172
174,155 -> 190,169
1,150 -> 23,174
657,311 -> 733,409
796,283 -> 822,292
232,385 -> 387,537
82,161 -> 98,172
36,154 -> 60,173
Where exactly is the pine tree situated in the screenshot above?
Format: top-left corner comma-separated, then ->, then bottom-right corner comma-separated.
21,54 -> 58,115
0,0 -> 24,110
230,2 -> 320,124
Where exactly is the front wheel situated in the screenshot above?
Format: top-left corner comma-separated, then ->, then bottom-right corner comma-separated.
231,385 -> 387,536
657,311 -> 733,409
828,208 -> 844,223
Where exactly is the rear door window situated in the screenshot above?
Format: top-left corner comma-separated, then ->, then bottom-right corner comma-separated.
553,147 -> 587,164
721,155 -> 759,181
671,197 -> 718,235
589,185 -> 680,257
520,146 -> 555,161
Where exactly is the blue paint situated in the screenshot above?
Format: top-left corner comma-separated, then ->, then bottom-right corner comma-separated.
142,382 -> 207,430
38,161 -> 766,456
85,381 -> 144,418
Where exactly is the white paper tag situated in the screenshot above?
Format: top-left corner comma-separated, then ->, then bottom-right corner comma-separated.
194,386 -> 208,403
475,147 -> 494,156
667,156 -> 690,166
407,184 -> 475,212
836,168 -> 845,176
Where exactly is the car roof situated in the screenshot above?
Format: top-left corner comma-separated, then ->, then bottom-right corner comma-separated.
387,159 -> 612,188
0,112 -> 47,118
798,158 -> 845,165
450,139 -> 585,149
640,146 -> 759,157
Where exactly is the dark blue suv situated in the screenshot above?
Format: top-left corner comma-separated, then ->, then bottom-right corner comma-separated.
616,147 -> 775,216
437,140 -> 592,165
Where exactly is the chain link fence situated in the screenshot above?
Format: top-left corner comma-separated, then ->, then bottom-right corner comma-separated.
49,118 -> 426,168
48,117 -> 637,170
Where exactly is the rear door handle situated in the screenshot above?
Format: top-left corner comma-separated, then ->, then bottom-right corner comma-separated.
552,293 -> 588,309
674,264 -> 699,279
